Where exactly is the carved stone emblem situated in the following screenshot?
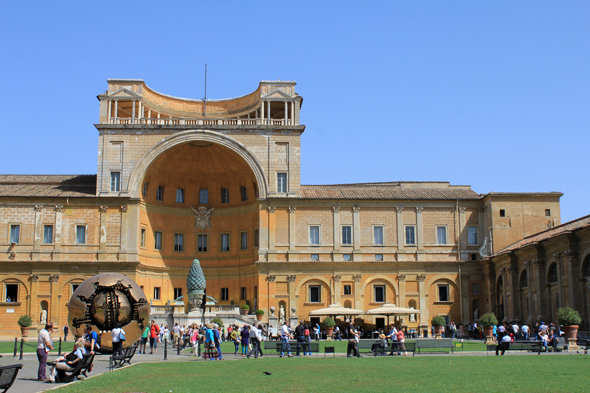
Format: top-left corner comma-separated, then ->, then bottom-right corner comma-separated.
191,206 -> 215,231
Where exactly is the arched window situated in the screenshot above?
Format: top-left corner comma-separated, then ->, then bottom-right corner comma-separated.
520,270 -> 528,288
548,263 -> 558,284
584,257 -> 590,278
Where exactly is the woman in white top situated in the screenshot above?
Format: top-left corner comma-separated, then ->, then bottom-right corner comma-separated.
111,322 -> 125,356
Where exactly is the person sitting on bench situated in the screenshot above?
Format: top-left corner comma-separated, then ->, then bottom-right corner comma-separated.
495,333 -> 512,356
47,338 -> 85,382
548,329 -> 561,352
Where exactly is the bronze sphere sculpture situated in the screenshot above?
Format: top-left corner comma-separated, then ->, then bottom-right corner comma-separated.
67,273 -> 150,352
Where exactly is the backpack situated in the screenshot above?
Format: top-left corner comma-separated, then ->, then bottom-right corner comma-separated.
95,332 -> 102,348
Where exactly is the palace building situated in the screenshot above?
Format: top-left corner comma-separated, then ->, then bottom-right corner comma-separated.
0,79 -> 574,337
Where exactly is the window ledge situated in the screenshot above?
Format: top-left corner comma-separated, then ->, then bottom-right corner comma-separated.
0,302 -> 21,306
304,302 -> 325,306
433,301 -> 453,304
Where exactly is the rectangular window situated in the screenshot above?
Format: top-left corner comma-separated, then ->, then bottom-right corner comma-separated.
240,287 -> 247,300
221,188 -> 230,204
173,288 -> 183,299
241,186 -> 248,202
375,254 -> 383,261
310,226 -> 320,245
199,189 -> 209,204
10,225 -> 19,244
142,183 -> 148,197
71,284 -> 80,295
140,228 -> 146,248
75,225 -> 86,244
5,283 -> 18,302
343,285 -> 352,295
174,233 -> 184,252
221,288 -> 229,301
110,172 -> 120,192
198,234 -> 208,252
311,254 -> 319,261
156,186 -> 164,201
153,287 -> 161,300
545,209 -> 551,217
221,233 -> 230,252
437,226 -> 447,245
468,226 -> 478,245
154,231 -> 162,250
374,226 -> 384,245
277,173 -> 287,193
472,284 -> 480,294
254,229 -> 259,248
405,226 -> 416,245
499,209 -> 505,217
43,225 -> 53,244
342,226 -> 352,245
240,231 -> 248,250
343,254 -> 352,261
438,285 -> 449,302
176,188 -> 184,203
309,285 -> 321,303
374,285 -> 385,303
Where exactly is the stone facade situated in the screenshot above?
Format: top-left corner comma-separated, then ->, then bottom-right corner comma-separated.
0,79 -> 566,337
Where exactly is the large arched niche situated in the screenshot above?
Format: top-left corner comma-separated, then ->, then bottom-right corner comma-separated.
132,131 -> 266,307
128,130 -> 268,200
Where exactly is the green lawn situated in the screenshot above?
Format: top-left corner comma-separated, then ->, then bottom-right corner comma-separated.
53,355 -> 590,392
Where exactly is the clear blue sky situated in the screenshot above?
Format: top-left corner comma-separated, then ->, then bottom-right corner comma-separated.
1,1 -> 588,223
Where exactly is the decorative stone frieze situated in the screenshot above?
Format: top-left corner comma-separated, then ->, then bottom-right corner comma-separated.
29,274 -> 39,282
459,206 -> 466,214
34,205 -> 43,212
55,205 -> 65,213
286,275 -> 297,283
121,205 -> 128,213
332,207 -> 340,213
267,206 -> 276,213
564,250 -> 580,261
49,274 -> 60,282
333,275 -> 342,282
415,207 -> 423,214
353,274 -> 362,282
352,205 -> 360,213
398,274 -> 406,281
267,275 -> 276,283
396,207 -> 403,213
99,206 -> 108,213
288,207 -> 296,213
416,274 -> 426,282
532,258 -> 545,268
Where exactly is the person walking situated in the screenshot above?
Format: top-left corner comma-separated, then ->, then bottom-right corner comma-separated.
149,320 -> 160,355
203,324 -> 216,360
213,323 -> 223,360
280,321 -> 293,358
246,324 -> 262,359
347,317 -> 361,358
240,325 -> 250,356
37,322 -> 54,381
63,324 -> 69,342
230,326 -> 240,355
139,324 -> 149,354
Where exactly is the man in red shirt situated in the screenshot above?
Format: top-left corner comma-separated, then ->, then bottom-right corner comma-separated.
149,320 -> 160,354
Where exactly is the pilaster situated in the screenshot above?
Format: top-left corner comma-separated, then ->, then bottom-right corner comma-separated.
459,206 -> 467,260
417,274 -> 428,331
32,205 -> 43,260
49,274 -> 60,323
416,207 -> 424,261
287,275 -> 297,313
332,207 -> 340,252
119,205 -> 128,261
267,207 -> 276,261
99,206 -> 108,260
333,275 -> 342,304
396,207 -> 404,260
353,274 -> 362,309
461,274 -> 471,325
54,205 -> 64,259
288,207 -> 297,261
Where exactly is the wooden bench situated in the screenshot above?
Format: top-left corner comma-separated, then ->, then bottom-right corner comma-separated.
112,345 -> 137,367
0,364 -> 23,393
415,339 -> 454,354
60,353 -> 94,382
488,340 -> 542,355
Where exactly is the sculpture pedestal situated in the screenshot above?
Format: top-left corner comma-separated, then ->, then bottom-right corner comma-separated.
268,316 -> 278,338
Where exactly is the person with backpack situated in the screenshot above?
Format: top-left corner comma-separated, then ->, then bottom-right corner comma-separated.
84,324 -> 100,353
111,322 -> 126,356
149,320 -> 160,355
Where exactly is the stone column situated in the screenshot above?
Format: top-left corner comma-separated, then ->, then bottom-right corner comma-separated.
99,206 -> 108,261
417,274 -> 428,335
33,205 -> 43,260
260,100 -> 265,122
353,274 -> 362,310
288,207 -> 297,261
287,275 -> 297,315
396,207 -> 404,260
267,101 -> 271,123
333,275 -> 342,304
416,207 -> 424,261
508,265 -> 520,322
563,250 -> 581,312
332,207 -> 340,252
119,205 -> 128,261
284,101 -> 288,124
29,274 -> 40,332
132,100 -> 136,122
532,258 -> 547,321
352,205 -> 361,261
461,274 -> 471,326
291,101 -> 295,124
267,207 -> 276,261
459,206 -> 466,260
398,274 -> 406,313
484,271 -> 496,314
107,100 -> 112,122
114,100 -> 118,121
525,261 -> 534,322
49,274 -> 60,324
54,205 -> 64,259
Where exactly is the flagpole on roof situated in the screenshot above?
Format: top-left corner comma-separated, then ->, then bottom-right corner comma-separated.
204,63 -> 207,120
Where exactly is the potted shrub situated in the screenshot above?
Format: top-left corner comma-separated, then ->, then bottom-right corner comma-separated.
255,309 -> 265,321
212,317 -> 224,327
241,304 -> 250,316
431,316 -> 446,339
323,317 -> 336,340
478,312 -> 498,344
18,315 -> 32,337
558,307 -> 582,349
